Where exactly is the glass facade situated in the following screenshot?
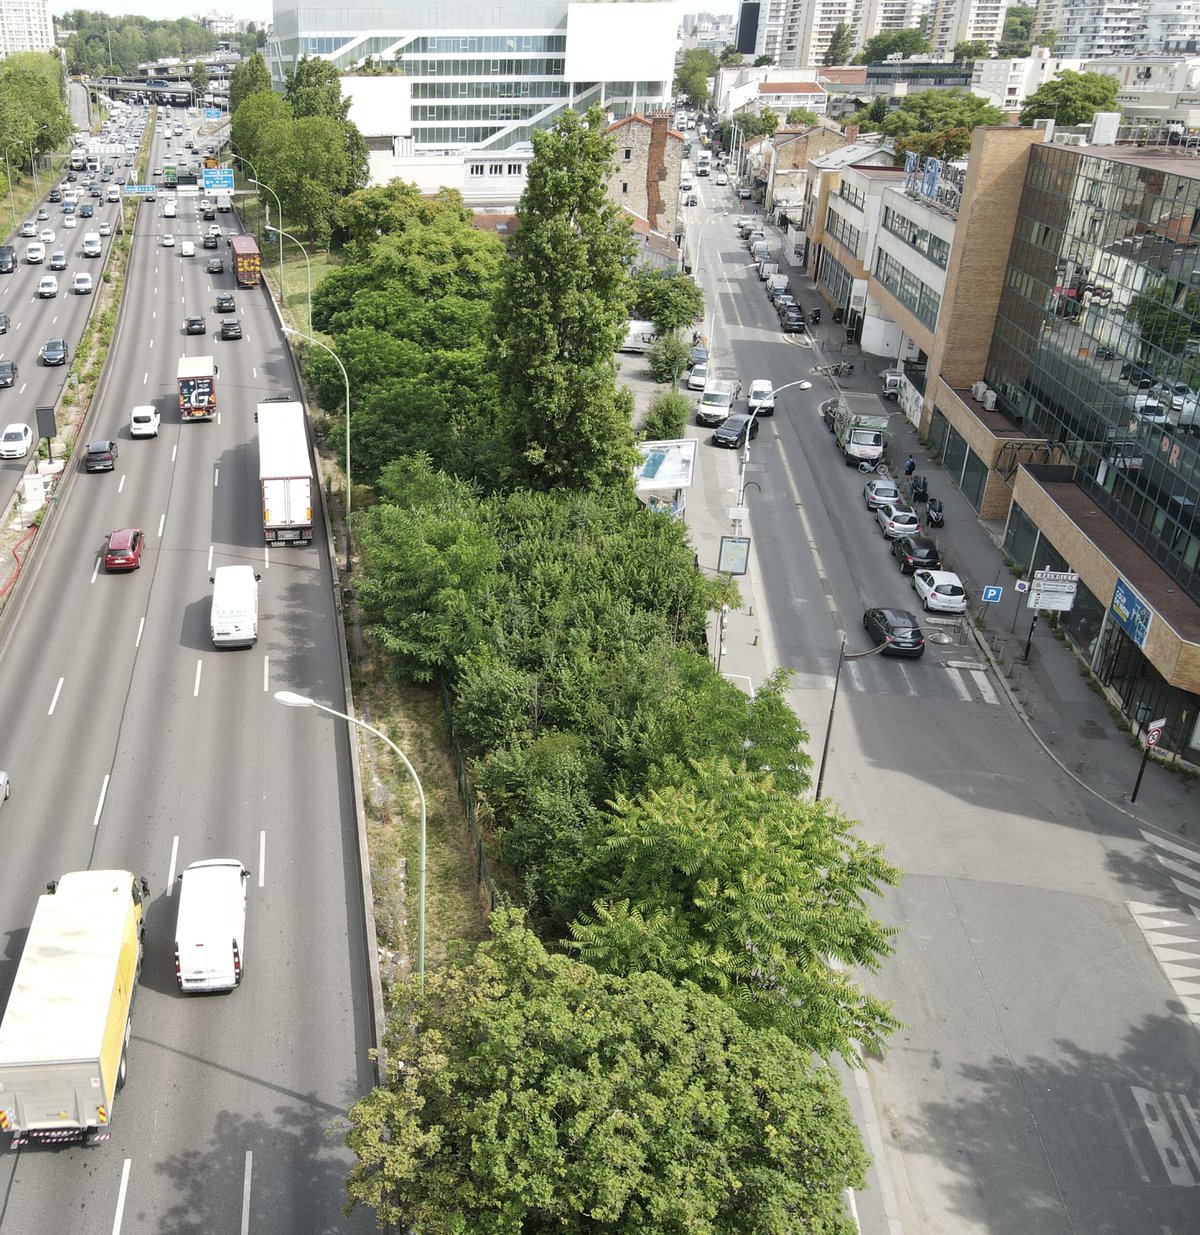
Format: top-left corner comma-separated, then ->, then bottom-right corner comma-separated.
986,145 -> 1200,605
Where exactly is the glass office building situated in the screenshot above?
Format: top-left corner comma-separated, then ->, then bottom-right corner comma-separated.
983,143 -> 1200,756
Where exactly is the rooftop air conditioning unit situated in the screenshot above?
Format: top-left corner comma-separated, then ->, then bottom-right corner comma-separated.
971,380 -> 987,400
983,390 -> 998,410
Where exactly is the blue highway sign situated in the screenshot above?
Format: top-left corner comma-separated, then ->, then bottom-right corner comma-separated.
203,167 -> 235,192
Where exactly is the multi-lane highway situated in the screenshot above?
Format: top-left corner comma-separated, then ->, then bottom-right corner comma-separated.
0,109 -> 374,1232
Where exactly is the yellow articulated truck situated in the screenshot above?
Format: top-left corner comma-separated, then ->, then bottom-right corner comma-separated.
0,870 -> 149,1146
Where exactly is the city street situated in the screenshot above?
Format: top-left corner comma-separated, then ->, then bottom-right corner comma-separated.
668,177 -> 1200,1234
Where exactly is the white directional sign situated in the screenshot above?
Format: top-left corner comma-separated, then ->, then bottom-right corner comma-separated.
1028,568 -> 1079,610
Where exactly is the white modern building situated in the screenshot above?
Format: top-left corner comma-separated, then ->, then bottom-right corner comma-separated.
778,0 -> 865,68
928,0 -> 1010,57
267,0 -> 677,198
1053,1 -> 1144,58
0,0 -> 53,56
861,0 -> 934,38
972,47 -> 1085,116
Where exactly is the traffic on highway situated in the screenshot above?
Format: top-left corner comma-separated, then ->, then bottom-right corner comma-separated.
0,98 -> 373,1232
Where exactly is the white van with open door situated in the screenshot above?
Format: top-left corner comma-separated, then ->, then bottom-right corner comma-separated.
209,564 -> 260,648
174,859 -> 249,993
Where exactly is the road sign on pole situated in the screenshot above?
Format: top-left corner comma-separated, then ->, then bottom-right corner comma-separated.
203,167 -> 235,192
982,585 -> 1003,603
1028,568 -> 1079,610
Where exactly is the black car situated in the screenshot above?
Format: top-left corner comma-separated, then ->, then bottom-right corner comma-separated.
685,193 -> 698,206
863,607 -> 926,658
0,312 -> 8,334
687,345 -> 708,371
0,359 -> 17,386
711,413 -> 760,449
1120,361 -> 1156,389
774,294 -> 798,318
185,315 -> 207,335
40,338 -> 68,366
202,206 -> 217,221
89,185 -> 102,198
80,204 -> 94,218
781,308 -> 806,333
203,234 -> 219,249
48,188 -> 62,203
891,535 -> 942,574
220,317 -> 242,340
215,292 -> 236,313
84,439 -> 118,472
206,257 -> 224,274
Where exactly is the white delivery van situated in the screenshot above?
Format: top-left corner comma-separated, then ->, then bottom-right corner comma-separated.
209,565 -> 261,648
163,199 -> 177,218
82,231 -> 102,258
180,240 -> 195,257
174,859 -> 249,993
106,184 -> 121,203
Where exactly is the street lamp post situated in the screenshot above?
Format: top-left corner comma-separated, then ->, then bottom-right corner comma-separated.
249,177 -> 285,300
274,691 -> 426,990
267,223 -> 312,334
27,139 -> 39,196
814,636 -> 894,800
282,324 -> 352,574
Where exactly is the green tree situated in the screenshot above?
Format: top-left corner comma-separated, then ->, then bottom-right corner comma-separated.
272,115 -> 357,242
229,87 -> 290,175
733,108 -> 779,140
492,106 -> 638,491
953,40 -> 991,60
1127,280 -> 1200,357
629,267 -> 704,333
720,45 -> 744,65
880,88 -> 1006,159
855,28 -> 929,64
229,51 -> 270,113
346,911 -> 869,1234
0,54 -> 72,156
786,106 -> 820,127
285,53 -> 351,121
190,59 -> 208,96
997,4 -> 1035,56
646,332 -> 691,383
865,96 -> 891,126
640,389 -> 690,439
1018,70 -> 1119,127
824,22 -> 855,66
569,758 -> 901,1061
753,54 -> 775,66
676,48 -> 718,107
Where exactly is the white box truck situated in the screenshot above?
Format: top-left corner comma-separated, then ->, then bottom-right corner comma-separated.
174,860 -> 249,992
257,399 -> 314,544
0,870 -> 149,1146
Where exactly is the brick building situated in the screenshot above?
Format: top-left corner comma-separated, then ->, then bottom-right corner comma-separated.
606,112 -> 685,246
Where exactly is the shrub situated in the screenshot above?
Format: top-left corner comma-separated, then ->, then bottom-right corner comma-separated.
641,390 -> 690,439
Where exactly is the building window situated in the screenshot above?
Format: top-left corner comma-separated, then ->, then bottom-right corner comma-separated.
507,163 -> 523,176
624,147 -> 632,161
489,163 -> 503,175
621,181 -> 629,194
468,164 -> 485,177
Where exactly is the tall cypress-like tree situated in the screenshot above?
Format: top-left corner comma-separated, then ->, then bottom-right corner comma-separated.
492,105 -> 638,492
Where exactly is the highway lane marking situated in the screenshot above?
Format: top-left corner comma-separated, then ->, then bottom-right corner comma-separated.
118,474 -> 126,493
214,464 -> 219,487
171,442 -> 177,462
241,1149 -> 253,1234
258,832 -> 266,887
947,669 -> 972,702
91,554 -> 101,582
895,664 -> 920,696
193,659 -> 203,696
110,1157 -> 133,1234
47,676 -> 64,714
207,544 -> 214,571
135,616 -> 145,648
262,655 -> 269,692
1103,1082 -> 1150,1183
157,512 -> 165,537
166,836 -> 180,894
92,774 -> 110,828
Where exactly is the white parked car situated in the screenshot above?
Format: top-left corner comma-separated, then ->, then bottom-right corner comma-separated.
912,569 -> 968,614
687,362 -> 708,391
36,275 -> 59,298
161,233 -> 175,247
0,422 -> 33,459
876,502 -> 921,539
715,171 -> 728,185
72,272 -> 94,295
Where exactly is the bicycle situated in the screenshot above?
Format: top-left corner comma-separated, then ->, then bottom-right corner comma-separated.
858,460 -> 889,475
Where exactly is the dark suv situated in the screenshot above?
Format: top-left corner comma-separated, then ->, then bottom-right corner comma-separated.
85,439 -> 119,472
780,307 -> 806,334
0,359 -> 17,387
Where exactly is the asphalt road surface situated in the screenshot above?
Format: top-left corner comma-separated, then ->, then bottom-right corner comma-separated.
0,107 -> 374,1233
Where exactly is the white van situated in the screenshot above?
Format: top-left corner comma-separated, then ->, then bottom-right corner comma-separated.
180,239 -> 195,257
82,232 -> 102,258
209,564 -> 261,648
163,199 -> 177,218
106,184 -> 121,203
174,859 -> 249,993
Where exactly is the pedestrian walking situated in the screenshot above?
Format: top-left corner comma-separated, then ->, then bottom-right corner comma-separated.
735,380 -> 743,400
904,455 -> 916,478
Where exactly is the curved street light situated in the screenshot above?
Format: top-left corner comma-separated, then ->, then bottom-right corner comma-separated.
274,691 -> 427,991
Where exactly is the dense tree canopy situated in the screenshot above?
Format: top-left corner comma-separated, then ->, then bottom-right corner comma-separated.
0,54 -> 72,162
855,28 -> 929,64
492,106 -> 637,491
676,48 -> 718,107
1019,70 -> 1119,127
61,12 -> 216,76
786,106 -> 821,128
880,89 -> 1006,159
346,912 -> 868,1235
629,268 -> 704,333
998,4 -> 1037,57
306,183 -> 505,483
953,40 -> 991,60
228,52 -> 270,114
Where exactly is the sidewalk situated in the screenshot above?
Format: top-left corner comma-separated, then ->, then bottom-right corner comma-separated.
676,215 -> 1197,835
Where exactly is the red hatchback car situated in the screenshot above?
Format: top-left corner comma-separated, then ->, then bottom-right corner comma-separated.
104,528 -> 144,572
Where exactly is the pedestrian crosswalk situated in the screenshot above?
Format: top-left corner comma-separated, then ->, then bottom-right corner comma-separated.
788,650 -> 1005,708
1128,830 -> 1200,1032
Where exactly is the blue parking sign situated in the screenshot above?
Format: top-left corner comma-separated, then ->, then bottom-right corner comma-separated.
982,585 -> 1003,603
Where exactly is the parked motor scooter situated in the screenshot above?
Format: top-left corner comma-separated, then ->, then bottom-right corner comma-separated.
926,497 -> 945,528
810,307 -> 821,325
910,474 -> 929,503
